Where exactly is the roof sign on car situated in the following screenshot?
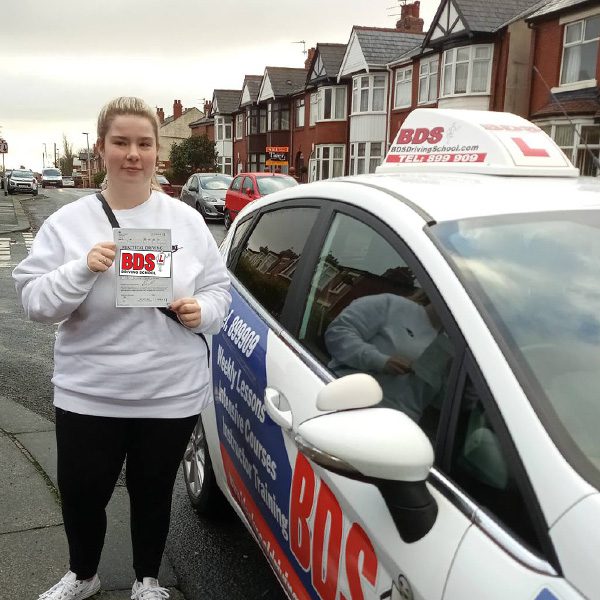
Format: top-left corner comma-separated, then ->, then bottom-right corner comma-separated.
377,109 -> 579,177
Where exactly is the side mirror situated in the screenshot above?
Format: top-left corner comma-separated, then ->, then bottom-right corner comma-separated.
296,408 -> 437,543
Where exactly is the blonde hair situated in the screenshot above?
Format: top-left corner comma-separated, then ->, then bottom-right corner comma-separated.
97,96 -> 163,192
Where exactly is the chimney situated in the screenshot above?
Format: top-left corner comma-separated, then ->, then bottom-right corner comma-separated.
396,1 -> 424,33
173,99 -> 183,120
305,47 -> 316,70
203,100 -> 213,116
156,107 -> 165,124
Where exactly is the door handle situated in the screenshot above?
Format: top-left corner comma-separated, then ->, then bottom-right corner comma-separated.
264,387 -> 293,431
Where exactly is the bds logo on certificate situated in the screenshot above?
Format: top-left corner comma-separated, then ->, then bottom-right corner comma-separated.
119,250 -> 172,277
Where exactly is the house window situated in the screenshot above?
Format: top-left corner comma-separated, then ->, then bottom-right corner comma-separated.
419,56 -> 439,104
269,101 -> 290,131
314,145 -> 345,181
248,153 -> 266,172
352,74 -> 387,113
349,142 -> 383,175
309,93 -> 318,126
296,97 -> 305,127
259,108 -> 267,133
215,116 -> 232,141
539,121 -> 599,177
216,156 -> 233,175
235,114 -> 244,140
560,15 -> 600,85
441,44 -> 492,96
394,67 -> 413,109
246,108 -> 258,135
317,87 -> 346,120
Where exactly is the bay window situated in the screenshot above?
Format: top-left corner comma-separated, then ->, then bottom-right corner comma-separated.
539,122 -> 599,176
235,113 -> 244,140
441,44 -> 492,96
314,145 -> 345,180
394,67 -> 412,109
418,56 -> 439,104
560,15 -> 600,85
349,142 -> 383,175
215,116 -> 232,141
352,74 -> 387,113
317,87 -> 346,120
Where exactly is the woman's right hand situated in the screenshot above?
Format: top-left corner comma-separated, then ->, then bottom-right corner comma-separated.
87,242 -> 116,273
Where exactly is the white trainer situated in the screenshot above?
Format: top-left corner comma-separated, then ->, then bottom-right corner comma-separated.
131,577 -> 170,599
38,571 -> 101,600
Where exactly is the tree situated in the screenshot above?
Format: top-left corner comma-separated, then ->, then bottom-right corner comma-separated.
169,135 -> 218,183
59,134 -> 75,175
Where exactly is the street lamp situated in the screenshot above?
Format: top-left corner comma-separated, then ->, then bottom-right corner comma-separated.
42,143 -> 47,168
82,132 -> 91,188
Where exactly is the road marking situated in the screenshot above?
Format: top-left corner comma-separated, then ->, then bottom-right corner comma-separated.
0,232 -> 36,267
0,238 -> 11,262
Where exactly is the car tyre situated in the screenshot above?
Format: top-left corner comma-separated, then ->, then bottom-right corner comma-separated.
224,210 -> 232,230
182,415 -> 228,518
195,201 -> 207,219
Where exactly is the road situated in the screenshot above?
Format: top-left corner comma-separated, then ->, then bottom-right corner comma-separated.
0,188 -> 286,600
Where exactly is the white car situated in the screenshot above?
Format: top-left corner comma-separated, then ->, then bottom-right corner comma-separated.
183,109 -> 600,600
41,168 -> 63,188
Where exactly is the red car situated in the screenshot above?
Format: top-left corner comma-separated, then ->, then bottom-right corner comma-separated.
224,172 -> 298,229
156,174 -> 177,197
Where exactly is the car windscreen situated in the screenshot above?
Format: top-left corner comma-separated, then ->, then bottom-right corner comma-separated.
433,211 -> 600,486
256,176 -> 298,196
43,169 -> 61,177
199,175 -> 232,190
12,170 -> 33,178
155,175 -> 169,184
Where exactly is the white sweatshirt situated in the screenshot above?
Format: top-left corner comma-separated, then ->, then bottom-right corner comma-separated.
13,191 -> 231,418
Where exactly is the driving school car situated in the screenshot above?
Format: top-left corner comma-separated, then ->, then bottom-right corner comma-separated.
183,109 -> 600,600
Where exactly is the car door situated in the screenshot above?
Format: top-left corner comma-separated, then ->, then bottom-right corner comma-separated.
180,175 -> 194,207
439,357 -> 583,599
226,175 -> 245,219
210,195 -> 472,600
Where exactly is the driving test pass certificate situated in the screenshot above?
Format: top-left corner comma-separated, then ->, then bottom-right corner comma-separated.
114,228 -> 173,308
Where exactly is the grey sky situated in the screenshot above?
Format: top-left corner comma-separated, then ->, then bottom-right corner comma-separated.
0,0 -> 437,171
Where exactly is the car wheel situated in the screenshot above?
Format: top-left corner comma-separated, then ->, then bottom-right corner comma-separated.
195,201 -> 207,218
182,415 -> 228,517
224,210 -> 232,230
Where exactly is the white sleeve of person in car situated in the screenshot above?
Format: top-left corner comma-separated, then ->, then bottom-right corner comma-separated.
324,293 -> 437,375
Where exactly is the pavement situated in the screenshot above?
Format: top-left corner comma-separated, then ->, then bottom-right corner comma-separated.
0,196 -> 185,599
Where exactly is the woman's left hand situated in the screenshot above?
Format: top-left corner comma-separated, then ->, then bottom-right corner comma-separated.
169,298 -> 201,329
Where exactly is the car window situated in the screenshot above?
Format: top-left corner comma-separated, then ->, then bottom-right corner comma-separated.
448,372 -> 543,553
199,175 -> 232,190
242,177 -> 255,194
233,207 -> 319,320
12,170 -> 33,178
256,176 -> 297,196
156,175 -> 169,185
227,218 -> 254,269
43,169 -> 61,177
231,176 -> 243,191
298,212 -> 455,440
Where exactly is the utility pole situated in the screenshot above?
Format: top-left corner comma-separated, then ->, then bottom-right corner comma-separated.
54,143 -> 58,168
43,143 -> 47,168
82,132 -> 91,188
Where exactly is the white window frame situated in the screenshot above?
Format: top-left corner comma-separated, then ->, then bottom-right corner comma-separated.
418,56 -> 439,105
296,97 -> 305,128
394,66 -> 413,109
309,93 -> 318,126
538,120 -> 599,177
314,145 -> 345,181
215,116 -> 232,141
317,86 -> 347,121
559,15 -> 600,87
348,142 -> 384,175
441,44 -> 493,97
351,74 -> 387,114
235,113 -> 244,140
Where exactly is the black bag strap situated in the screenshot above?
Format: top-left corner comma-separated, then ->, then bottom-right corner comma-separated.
95,192 -> 210,363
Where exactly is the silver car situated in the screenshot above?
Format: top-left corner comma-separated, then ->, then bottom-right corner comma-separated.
179,173 -> 232,220
7,169 -> 38,196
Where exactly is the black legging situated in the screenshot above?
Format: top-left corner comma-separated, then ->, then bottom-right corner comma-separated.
55,407 -> 198,581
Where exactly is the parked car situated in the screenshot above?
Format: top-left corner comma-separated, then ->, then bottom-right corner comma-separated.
182,109 -> 600,600
41,168 -> 63,188
224,172 -> 298,229
180,173 -> 233,220
155,174 -> 177,197
7,169 -> 38,195
61,175 -> 75,188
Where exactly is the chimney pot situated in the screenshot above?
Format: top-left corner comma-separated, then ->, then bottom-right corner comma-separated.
156,107 -> 165,124
396,1 -> 423,33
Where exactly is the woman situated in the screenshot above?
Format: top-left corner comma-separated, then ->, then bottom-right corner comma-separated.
13,97 -> 231,600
